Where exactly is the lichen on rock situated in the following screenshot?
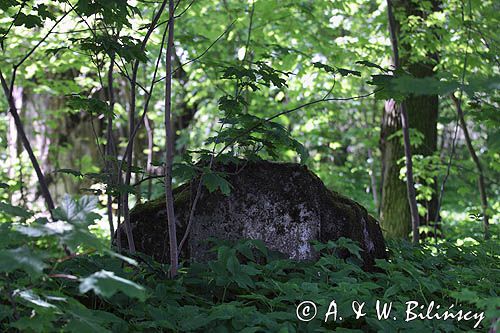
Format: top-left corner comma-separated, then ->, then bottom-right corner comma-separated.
118,160 -> 387,270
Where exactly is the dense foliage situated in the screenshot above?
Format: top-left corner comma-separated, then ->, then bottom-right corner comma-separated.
0,199 -> 498,331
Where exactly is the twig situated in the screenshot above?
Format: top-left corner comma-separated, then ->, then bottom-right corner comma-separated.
174,0 -> 196,18
242,2 -> 255,63
154,20 -> 237,83
118,0 -> 169,254
13,10 -> 71,69
66,1 -> 150,95
0,2 -> 25,43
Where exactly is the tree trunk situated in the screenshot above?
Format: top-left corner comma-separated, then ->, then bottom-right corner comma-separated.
380,0 -> 440,240
380,100 -> 411,238
406,63 -> 439,229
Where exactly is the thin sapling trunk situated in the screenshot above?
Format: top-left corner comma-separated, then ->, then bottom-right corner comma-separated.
451,94 -> 490,239
106,53 -> 116,244
0,70 -> 55,215
164,0 -> 179,277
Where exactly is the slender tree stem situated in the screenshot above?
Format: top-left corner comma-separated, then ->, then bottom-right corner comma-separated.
106,53 -> 116,244
400,103 -> 420,243
450,94 -> 489,239
434,0 -> 472,228
118,0 -> 169,253
0,8 -> 70,217
0,70 -> 55,215
144,116 -> 155,200
165,0 -> 179,277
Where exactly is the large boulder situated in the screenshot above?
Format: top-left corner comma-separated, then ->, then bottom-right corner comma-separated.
119,160 -> 387,269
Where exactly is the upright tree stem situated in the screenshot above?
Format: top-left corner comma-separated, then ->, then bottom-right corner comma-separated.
144,115 -> 154,200
165,0 -> 179,277
450,94 -> 489,239
122,67 -> 138,253
400,103 -> 420,243
106,53 -> 116,244
0,70 -> 55,215
118,0 -> 168,253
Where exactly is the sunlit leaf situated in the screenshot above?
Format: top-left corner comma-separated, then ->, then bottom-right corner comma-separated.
79,270 -> 146,301
0,247 -> 46,276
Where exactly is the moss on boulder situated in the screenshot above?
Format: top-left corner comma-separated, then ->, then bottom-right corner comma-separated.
118,160 -> 387,270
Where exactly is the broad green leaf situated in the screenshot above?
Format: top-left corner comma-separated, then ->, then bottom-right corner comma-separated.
173,163 -> 197,183
56,169 -> 83,178
35,4 -> 56,20
11,314 -> 56,333
53,195 -> 99,225
14,289 -> 57,308
336,237 -> 363,260
0,247 -> 46,276
79,270 -> 146,301
337,67 -> 361,77
202,172 -> 232,195
356,60 -> 388,72
0,202 -> 33,218
0,0 -> 19,11
67,95 -> 113,117
15,220 -> 73,238
14,13 -> 43,29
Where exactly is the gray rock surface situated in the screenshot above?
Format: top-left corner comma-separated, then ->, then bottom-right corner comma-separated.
119,160 -> 387,270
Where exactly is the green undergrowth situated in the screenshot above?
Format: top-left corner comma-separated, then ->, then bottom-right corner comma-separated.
0,238 -> 498,331
0,197 -> 498,332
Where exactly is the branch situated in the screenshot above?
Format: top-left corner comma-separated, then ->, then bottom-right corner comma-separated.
433,0 -> 473,233
216,89 -> 381,158
154,19 -> 236,84
174,0 -> 196,19
0,2 -> 26,44
117,22 -> 169,181
13,9 -> 71,70
66,1 -> 150,95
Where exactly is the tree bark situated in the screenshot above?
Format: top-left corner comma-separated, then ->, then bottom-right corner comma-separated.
144,115 -> 155,200
400,102 -> 420,243
380,0 -> 439,240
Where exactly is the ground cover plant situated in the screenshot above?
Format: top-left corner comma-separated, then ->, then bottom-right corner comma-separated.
0,0 -> 499,331
0,199 -> 498,332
